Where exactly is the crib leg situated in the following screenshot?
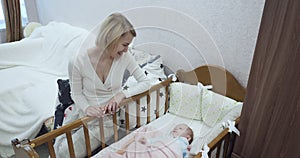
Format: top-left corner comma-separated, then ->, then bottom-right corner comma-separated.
223,134 -> 231,158
226,133 -> 237,158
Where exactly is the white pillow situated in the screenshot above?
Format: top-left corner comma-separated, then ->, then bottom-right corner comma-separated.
168,82 -> 202,120
201,88 -> 242,127
23,22 -> 42,38
122,48 -> 166,85
129,48 -> 156,66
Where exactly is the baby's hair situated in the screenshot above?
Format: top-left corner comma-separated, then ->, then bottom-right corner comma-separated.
186,126 -> 194,144
174,123 -> 194,144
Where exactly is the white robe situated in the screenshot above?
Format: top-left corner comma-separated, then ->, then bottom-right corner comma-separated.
69,51 -> 150,113
54,51 -> 150,158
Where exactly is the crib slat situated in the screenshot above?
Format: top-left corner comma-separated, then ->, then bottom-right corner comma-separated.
83,124 -> 92,158
146,94 -> 151,123
156,89 -> 160,119
223,134 -> 230,158
125,105 -> 130,134
216,140 -> 222,157
66,131 -> 75,158
164,84 -> 169,114
113,113 -> 118,142
30,117 -> 94,147
136,99 -> 141,128
47,140 -> 56,158
208,151 -> 212,157
99,117 -> 106,148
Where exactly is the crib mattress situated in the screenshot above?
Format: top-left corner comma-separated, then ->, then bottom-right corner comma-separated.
92,104 -> 242,157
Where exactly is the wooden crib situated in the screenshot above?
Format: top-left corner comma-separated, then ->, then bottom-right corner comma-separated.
12,65 -> 245,158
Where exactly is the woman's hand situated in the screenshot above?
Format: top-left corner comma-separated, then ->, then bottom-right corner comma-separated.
103,92 -> 125,114
85,106 -> 105,117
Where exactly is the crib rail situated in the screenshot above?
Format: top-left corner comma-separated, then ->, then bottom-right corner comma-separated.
12,116 -> 96,158
12,78 -> 172,158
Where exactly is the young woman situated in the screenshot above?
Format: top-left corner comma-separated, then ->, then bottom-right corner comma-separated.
54,13 -> 150,158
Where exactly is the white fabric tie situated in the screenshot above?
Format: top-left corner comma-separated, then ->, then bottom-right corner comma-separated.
168,74 -> 177,82
200,144 -> 210,158
222,120 -> 240,136
204,85 -> 213,90
197,82 -> 213,90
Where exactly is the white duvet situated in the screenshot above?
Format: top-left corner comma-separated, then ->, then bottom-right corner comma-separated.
0,22 -> 88,157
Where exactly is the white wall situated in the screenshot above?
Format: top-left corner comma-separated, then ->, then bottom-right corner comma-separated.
34,0 -> 265,87
24,0 -> 39,22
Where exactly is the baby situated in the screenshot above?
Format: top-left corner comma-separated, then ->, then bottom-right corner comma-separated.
138,123 -> 194,158
139,123 -> 193,142
110,123 -> 194,158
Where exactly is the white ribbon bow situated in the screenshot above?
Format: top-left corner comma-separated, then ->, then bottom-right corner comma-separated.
200,144 -> 210,158
222,120 -> 240,136
168,74 -> 177,82
197,82 -> 213,90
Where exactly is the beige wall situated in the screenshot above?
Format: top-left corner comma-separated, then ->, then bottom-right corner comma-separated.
20,0 -> 266,87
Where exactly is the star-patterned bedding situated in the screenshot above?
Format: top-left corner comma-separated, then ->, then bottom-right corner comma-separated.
120,49 -> 169,129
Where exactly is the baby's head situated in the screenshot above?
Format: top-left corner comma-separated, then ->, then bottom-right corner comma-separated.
171,123 -> 194,144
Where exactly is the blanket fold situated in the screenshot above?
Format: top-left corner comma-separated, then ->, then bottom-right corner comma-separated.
98,126 -> 182,158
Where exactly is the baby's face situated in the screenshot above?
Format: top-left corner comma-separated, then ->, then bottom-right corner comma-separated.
171,124 -> 189,138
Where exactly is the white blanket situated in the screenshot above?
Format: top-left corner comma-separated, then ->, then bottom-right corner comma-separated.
94,103 -> 242,158
0,22 -> 88,157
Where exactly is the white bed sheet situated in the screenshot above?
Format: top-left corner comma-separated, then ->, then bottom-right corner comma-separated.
0,22 -> 89,158
93,102 -> 242,158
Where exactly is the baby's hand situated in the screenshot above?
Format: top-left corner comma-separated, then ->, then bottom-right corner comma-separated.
187,145 -> 192,151
138,137 -> 148,145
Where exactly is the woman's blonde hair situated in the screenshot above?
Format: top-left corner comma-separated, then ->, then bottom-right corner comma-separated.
95,13 -> 136,52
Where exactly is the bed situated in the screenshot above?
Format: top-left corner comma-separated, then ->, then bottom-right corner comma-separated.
0,22 -> 89,158
12,64 -> 246,158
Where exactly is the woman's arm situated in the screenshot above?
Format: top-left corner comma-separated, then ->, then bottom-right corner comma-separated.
104,54 -> 150,114
68,58 -> 103,117
122,53 -> 151,98
104,67 -> 150,114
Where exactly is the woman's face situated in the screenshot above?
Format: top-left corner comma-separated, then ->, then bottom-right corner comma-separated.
111,32 -> 134,59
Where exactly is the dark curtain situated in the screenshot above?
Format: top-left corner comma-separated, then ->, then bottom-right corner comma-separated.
232,0 -> 300,157
1,0 -> 23,42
